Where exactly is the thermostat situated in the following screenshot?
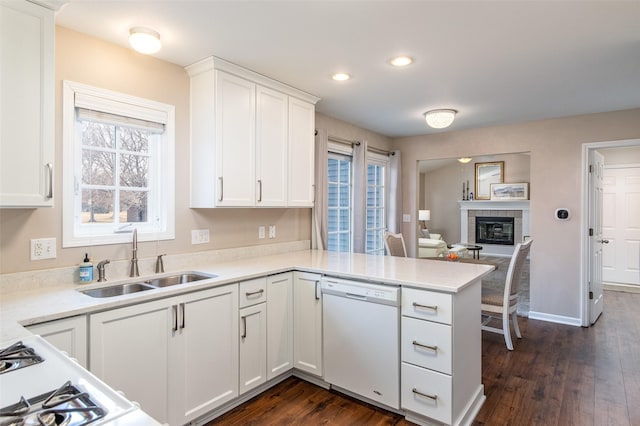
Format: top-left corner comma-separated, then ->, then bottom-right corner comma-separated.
555,208 -> 570,221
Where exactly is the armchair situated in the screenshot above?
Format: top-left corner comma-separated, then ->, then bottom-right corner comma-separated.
417,231 -> 468,258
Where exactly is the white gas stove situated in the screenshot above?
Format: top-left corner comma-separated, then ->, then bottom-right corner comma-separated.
0,335 -> 136,426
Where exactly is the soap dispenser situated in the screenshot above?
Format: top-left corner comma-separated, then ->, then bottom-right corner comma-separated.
79,253 -> 94,283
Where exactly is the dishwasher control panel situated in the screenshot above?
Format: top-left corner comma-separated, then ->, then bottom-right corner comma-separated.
321,277 -> 399,306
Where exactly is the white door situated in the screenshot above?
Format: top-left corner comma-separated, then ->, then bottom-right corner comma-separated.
266,273 -> 294,380
293,271 -> 323,376
287,98 -> 315,206
589,150 -> 605,324
602,166 -> 640,285
239,302 -> 267,394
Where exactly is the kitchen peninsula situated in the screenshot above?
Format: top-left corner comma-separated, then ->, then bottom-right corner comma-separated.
0,249 -> 494,426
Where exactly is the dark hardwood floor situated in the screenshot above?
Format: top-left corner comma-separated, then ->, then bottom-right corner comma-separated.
207,290 -> 640,426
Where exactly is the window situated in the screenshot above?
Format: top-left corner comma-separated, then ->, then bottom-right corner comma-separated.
366,155 -> 387,255
62,81 -> 175,247
327,152 -> 352,252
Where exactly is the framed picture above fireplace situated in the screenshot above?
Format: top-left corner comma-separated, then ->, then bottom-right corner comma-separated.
490,182 -> 529,200
475,161 -> 504,200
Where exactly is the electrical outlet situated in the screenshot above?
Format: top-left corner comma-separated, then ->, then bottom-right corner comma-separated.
403,214 -> 411,223
268,225 -> 276,239
191,229 -> 210,244
30,238 -> 57,260
258,226 -> 266,239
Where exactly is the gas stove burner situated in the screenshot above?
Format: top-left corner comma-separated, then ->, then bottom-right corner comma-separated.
0,381 -> 106,426
0,342 -> 44,375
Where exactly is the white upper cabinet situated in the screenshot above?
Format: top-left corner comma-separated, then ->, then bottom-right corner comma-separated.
0,0 -> 54,207
186,56 -> 319,208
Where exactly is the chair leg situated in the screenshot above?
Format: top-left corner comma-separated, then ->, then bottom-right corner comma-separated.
512,311 -> 522,339
502,311 -> 514,350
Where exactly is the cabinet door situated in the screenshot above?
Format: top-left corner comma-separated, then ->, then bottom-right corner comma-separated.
0,0 -> 54,207
171,285 -> 239,425
89,298 -> 172,424
293,271 -> 323,376
287,98 -> 315,207
215,70 -> 256,206
26,316 -> 87,368
266,272 -> 293,379
239,302 -> 267,394
256,86 -> 288,207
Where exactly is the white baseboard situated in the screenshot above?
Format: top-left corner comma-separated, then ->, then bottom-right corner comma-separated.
528,311 -> 582,327
604,282 -> 640,293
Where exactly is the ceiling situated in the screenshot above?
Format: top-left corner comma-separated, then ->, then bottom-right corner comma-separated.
54,1 -> 640,138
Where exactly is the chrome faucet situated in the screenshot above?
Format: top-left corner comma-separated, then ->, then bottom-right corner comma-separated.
97,259 -> 110,282
129,229 -> 139,277
155,254 -> 166,273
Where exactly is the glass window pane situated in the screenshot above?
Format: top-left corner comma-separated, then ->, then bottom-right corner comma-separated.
119,153 -> 148,187
82,149 -> 114,185
81,189 -> 114,224
118,127 -> 149,153
120,191 -> 148,223
81,121 -> 115,148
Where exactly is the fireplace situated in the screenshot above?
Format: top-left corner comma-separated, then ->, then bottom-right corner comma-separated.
476,216 -> 515,245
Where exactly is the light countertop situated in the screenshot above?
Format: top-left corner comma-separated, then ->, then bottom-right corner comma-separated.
1,249 -> 494,342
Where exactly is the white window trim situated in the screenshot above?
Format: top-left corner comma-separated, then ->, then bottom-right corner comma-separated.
366,153 -> 389,255
327,151 -> 354,252
62,80 -> 175,247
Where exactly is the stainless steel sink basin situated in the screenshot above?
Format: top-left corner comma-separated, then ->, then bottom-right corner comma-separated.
144,273 -> 216,288
81,282 -> 156,298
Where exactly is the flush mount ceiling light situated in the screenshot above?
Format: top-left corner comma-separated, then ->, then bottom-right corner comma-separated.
129,27 -> 162,54
389,56 -> 413,67
424,109 -> 457,129
458,157 -> 472,163
331,73 -> 352,81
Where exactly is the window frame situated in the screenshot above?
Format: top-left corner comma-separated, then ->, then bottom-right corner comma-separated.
327,142 -> 354,252
62,81 -> 175,247
365,153 -> 388,255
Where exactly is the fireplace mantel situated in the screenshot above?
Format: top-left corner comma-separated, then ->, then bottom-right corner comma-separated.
458,200 -> 530,211
459,200 -> 530,255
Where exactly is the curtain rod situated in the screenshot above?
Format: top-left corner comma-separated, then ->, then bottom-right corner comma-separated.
326,135 -> 395,156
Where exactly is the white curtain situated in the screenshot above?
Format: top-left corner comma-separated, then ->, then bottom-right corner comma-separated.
387,150 -> 402,234
312,129 -> 328,250
352,140 -> 368,253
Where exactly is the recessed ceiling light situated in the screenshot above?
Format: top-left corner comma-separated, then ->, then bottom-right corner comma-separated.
389,56 -> 413,67
129,27 -> 162,54
331,73 -> 352,81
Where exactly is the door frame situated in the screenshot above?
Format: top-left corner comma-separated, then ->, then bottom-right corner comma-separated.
581,138 -> 640,326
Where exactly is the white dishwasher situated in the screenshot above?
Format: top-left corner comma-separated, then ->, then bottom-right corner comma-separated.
321,277 -> 400,410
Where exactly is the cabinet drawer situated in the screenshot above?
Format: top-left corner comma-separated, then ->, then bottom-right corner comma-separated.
240,277 -> 267,308
402,288 -> 452,325
401,316 -> 452,374
401,362 -> 452,425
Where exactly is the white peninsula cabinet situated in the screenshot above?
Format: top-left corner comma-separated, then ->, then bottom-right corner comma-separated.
186,56 -> 319,208
293,271 -> 323,377
0,0 -> 54,207
89,285 -> 239,426
26,316 -> 87,368
400,285 -> 484,426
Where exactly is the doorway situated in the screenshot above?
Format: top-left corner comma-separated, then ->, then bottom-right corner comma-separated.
581,139 -> 640,327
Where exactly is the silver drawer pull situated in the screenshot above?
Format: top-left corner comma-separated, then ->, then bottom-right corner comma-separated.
245,289 -> 265,297
412,340 -> 438,352
412,388 -> 438,401
413,302 -> 438,312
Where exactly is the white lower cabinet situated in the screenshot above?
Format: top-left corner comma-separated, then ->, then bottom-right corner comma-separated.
26,316 -> 88,368
89,285 -> 238,426
293,271 -> 323,376
266,272 -> 294,379
239,302 -> 267,394
400,285 -> 483,426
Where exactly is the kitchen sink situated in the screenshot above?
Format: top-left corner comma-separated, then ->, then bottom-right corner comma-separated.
143,273 -> 217,288
81,282 -> 156,298
80,272 -> 217,298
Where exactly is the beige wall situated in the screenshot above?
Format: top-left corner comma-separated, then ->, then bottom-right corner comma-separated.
421,153 -> 530,243
0,27 -> 311,274
395,108 -> 640,321
315,113 -> 393,151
